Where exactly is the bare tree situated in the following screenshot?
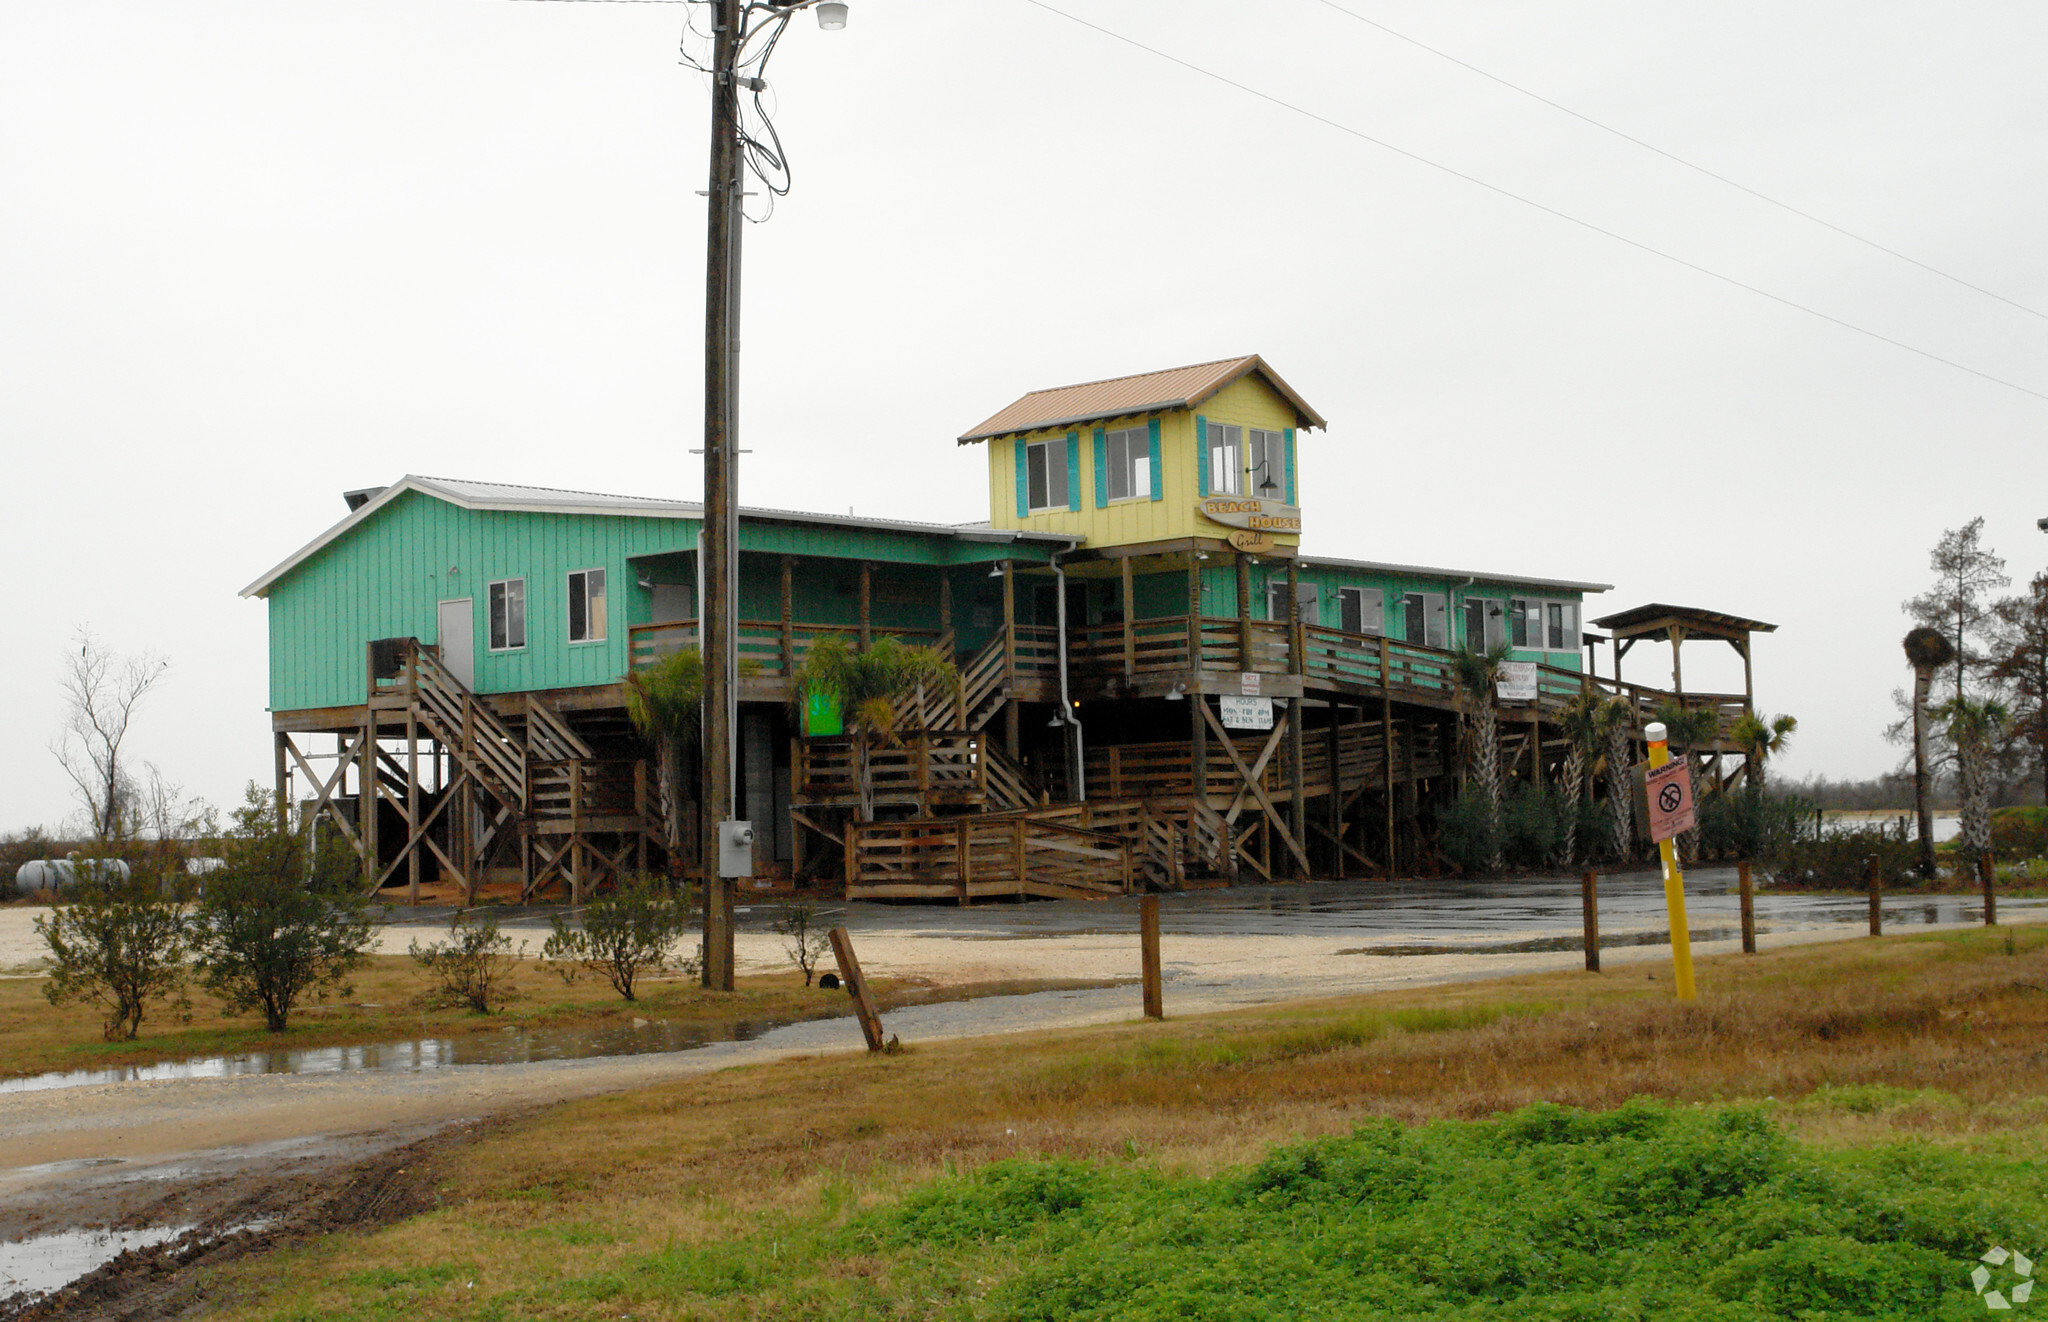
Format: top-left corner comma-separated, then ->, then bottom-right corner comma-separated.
52,629 -> 168,841
1902,518 -> 2009,709
1989,571 -> 2048,804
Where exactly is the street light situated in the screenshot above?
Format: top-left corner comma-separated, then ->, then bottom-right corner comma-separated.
699,0 -> 846,991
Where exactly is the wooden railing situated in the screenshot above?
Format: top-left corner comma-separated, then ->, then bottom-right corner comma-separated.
1087,720 -> 1447,806
792,731 -> 992,809
629,619 -> 944,676
394,643 -> 526,809
528,758 -> 646,825
847,811 -> 1133,901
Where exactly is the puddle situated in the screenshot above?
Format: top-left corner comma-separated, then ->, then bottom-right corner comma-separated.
1341,927 -> 1748,957
0,1017 -> 795,1096
0,1219 -> 271,1302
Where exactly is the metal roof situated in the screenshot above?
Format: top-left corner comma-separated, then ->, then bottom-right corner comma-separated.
1298,553 -> 1612,595
240,475 -> 1075,598
1589,603 -> 1778,638
957,354 -> 1328,443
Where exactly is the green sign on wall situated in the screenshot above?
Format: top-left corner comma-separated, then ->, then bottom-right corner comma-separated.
804,691 -> 843,737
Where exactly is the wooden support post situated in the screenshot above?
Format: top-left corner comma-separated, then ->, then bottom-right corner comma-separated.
406,709 -> 421,906
273,732 -> 290,827
939,568 -> 953,650
958,819 -> 971,907
827,926 -> 887,1052
1139,893 -> 1162,1019
1326,704 -> 1345,880
358,721 -> 378,890
1285,559 -> 1305,878
1013,818 -> 1028,890
1980,850 -> 1997,926
1735,860 -> 1756,953
858,561 -> 872,651
1581,870 -> 1600,972
1001,562 -> 1019,759
779,555 -> 795,676
1380,652 -> 1395,875
1121,554 -> 1136,682
705,877 -> 735,989
1867,854 -> 1882,937
1186,551 -> 1204,675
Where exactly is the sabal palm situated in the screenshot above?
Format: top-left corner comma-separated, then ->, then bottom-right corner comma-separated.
623,647 -> 705,866
1553,687 -> 1609,867
1936,696 -> 2008,858
1904,627 -> 1956,878
1601,696 -> 1636,861
1652,701 -> 1718,864
1730,712 -> 1798,787
1449,642 -> 1511,871
791,636 -> 963,821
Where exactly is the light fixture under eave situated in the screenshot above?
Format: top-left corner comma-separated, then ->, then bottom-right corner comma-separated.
1164,682 -> 1187,702
988,564 -> 1005,579
815,1 -> 848,30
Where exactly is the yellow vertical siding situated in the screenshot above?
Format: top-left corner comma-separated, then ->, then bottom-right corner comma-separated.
981,375 -> 1304,551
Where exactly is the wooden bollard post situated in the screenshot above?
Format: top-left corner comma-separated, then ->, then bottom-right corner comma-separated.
1737,860 -> 1756,955
1139,893 -> 1163,1019
1866,855 -> 1882,937
1580,871 -> 1599,973
827,925 -> 887,1052
1980,850 -> 1998,927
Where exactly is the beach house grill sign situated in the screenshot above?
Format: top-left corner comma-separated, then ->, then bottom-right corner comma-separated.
1197,497 -> 1301,533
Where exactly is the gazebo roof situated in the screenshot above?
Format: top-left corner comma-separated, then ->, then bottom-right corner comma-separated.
1588,603 -> 1777,641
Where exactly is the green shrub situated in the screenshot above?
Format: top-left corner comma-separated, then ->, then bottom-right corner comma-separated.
1436,788 -> 1499,875
541,876 -> 697,1001
1990,805 -> 2048,862
1698,786 -> 1814,864
1762,825 -> 1923,890
34,847 -> 189,1041
1500,784 -> 1568,869
409,908 -> 520,1013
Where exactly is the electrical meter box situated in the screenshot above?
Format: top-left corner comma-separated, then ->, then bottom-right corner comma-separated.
718,820 -> 755,878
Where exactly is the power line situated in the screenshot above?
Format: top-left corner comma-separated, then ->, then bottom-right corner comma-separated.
1017,0 -> 2048,406
1309,0 -> 2048,323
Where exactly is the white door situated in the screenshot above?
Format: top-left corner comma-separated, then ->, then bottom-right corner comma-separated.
437,598 -> 475,690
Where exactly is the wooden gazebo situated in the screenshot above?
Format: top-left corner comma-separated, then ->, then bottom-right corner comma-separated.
1588,603 -> 1777,709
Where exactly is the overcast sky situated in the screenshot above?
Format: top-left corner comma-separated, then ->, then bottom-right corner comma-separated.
4,0 -> 2045,835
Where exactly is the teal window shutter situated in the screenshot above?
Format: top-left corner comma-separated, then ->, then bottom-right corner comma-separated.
1092,427 -> 1108,509
1147,418 -> 1163,501
1014,440 -> 1028,518
1283,427 -> 1297,505
1065,431 -> 1082,512
1196,416 -> 1210,497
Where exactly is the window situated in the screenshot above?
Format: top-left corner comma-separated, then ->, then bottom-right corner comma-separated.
488,578 -> 525,651
568,568 -> 606,643
1248,428 -> 1284,498
1339,586 -> 1383,635
1024,435 -> 1069,511
1206,423 -> 1243,495
1462,597 -> 1505,651
1509,596 -> 1579,651
1265,581 -> 1316,622
1402,592 -> 1447,648
1103,426 -> 1152,501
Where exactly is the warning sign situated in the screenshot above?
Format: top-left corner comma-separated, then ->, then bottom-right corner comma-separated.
1645,760 -> 1694,841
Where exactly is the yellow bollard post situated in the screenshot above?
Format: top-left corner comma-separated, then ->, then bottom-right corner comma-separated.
1646,723 -> 1697,1002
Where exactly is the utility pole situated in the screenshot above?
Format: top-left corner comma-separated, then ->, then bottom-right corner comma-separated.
700,0 -> 740,991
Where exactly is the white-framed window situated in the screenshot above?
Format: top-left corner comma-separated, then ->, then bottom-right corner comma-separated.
1461,597 -> 1506,650
1024,435 -> 1069,511
1264,581 -> 1317,622
568,568 -> 607,643
1339,586 -> 1383,635
1206,422 -> 1243,495
1508,597 -> 1580,652
1103,426 -> 1152,501
488,578 -> 525,651
1248,428 -> 1284,498
1402,592 -> 1447,649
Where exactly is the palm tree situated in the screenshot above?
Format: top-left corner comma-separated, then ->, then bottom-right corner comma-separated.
1601,695 -> 1637,862
1903,626 -> 1957,878
791,636 -> 962,821
1937,696 -> 2009,862
623,646 -> 705,870
1449,642 -> 1511,871
1652,701 -> 1718,864
1730,712 -> 1798,788
1553,687 -> 1609,867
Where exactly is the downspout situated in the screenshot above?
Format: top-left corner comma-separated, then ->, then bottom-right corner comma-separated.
1051,548 -> 1086,801
1453,575 -> 1475,649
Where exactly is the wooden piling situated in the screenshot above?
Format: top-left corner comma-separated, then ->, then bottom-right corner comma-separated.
1867,855 -> 1881,937
1140,894 -> 1163,1019
1980,850 -> 1997,926
828,925 -> 886,1052
1738,860 -> 1756,954
1580,871 -> 1599,973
